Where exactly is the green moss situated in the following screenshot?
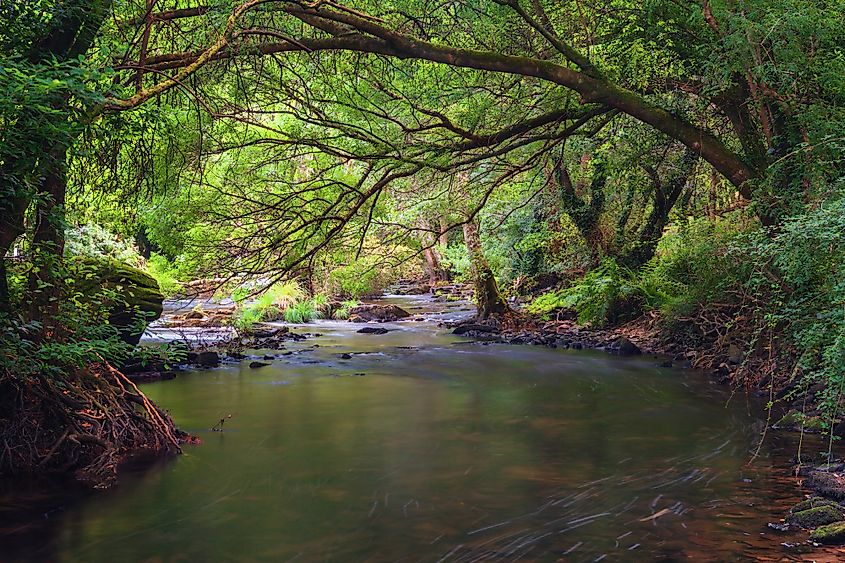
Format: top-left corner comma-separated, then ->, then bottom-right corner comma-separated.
791,497 -> 841,514
810,521 -> 845,543
786,505 -> 843,528
70,257 -> 164,344
775,411 -> 826,431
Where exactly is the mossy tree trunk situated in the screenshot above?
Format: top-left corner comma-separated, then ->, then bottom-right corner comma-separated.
463,218 -> 509,320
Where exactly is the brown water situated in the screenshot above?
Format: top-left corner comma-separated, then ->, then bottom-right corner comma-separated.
1,295 -> 841,561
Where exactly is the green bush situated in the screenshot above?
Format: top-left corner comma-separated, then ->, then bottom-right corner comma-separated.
145,253 -> 182,297
283,300 -> 320,323
328,258 -> 387,298
332,299 -> 358,320
65,224 -> 141,265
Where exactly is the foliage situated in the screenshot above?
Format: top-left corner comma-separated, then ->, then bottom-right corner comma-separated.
145,253 -> 182,297
65,223 -> 141,265
283,300 -> 320,324
332,300 -> 359,321
559,259 -> 641,326
231,281 -> 325,329
327,257 -> 391,299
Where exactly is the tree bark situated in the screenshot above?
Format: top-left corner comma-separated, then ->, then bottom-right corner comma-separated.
555,153 -> 606,264
27,147 -> 69,325
462,218 -> 509,320
623,150 -> 698,268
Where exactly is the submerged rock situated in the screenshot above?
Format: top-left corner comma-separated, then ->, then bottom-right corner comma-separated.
249,361 -> 270,369
611,336 -> 642,356
453,324 -> 499,336
348,304 -> 411,322
810,521 -> 845,543
357,327 -> 390,334
787,505 -> 844,528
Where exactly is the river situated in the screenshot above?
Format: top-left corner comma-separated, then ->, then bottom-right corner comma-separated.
0,294 -> 838,561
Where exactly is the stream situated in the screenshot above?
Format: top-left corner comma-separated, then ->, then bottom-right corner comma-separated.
0,294 -> 839,561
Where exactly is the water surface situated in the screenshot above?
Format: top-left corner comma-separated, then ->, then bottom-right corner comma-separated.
1,295 -> 839,561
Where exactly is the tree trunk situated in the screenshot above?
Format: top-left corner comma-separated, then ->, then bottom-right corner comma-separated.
623,150 -> 698,268
0,195 -> 28,314
463,218 -> 509,319
556,153 -> 606,265
27,149 -> 69,325
438,216 -> 449,248
419,218 -> 449,286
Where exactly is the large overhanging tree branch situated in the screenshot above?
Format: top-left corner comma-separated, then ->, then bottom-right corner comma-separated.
107,0 -> 758,196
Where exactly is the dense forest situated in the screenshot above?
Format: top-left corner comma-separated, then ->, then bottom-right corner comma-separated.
2,0 -> 845,526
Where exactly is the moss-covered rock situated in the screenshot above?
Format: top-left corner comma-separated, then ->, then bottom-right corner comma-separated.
790,497 -> 842,514
810,521 -> 845,543
775,410 -> 825,431
72,257 -> 163,345
786,505 -> 844,528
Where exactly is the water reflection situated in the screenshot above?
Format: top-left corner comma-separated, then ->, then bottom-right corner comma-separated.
0,296 -> 839,561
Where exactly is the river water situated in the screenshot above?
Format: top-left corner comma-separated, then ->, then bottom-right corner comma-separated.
1,295 -> 840,561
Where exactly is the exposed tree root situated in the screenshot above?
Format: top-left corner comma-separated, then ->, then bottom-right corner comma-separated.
0,361 -> 190,488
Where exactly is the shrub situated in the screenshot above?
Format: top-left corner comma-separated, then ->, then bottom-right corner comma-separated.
332,299 -> 358,320
65,224 -> 141,265
283,300 -> 319,323
145,253 -> 182,297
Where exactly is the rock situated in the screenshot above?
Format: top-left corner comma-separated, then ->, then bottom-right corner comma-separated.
659,360 -> 674,368
263,354 -> 275,360
612,336 -> 642,356
126,370 -> 177,383
252,325 -> 288,338
72,257 -> 164,345
791,497 -> 842,514
787,505 -> 844,528
453,324 -> 499,336
347,304 -> 411,322
810,521 -> 845,543
807,470 -> 845,499
340,353 -> 353,359
357,327 -> 390,334
818,463 -> 845,473
249,361 -> 270,369
184,310 -> 205,320
194,351 -> 220,367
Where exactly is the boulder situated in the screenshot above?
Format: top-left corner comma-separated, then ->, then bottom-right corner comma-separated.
787,505 -> 844,528
727,343 -> 743,364
807,470 -> 845,499
611,336 -> 642,356
192,351 -> 220,367
72,257 -> 164,345
249,361 -> 270,369
348,304 -> 411,323
810,521 -> 845,543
